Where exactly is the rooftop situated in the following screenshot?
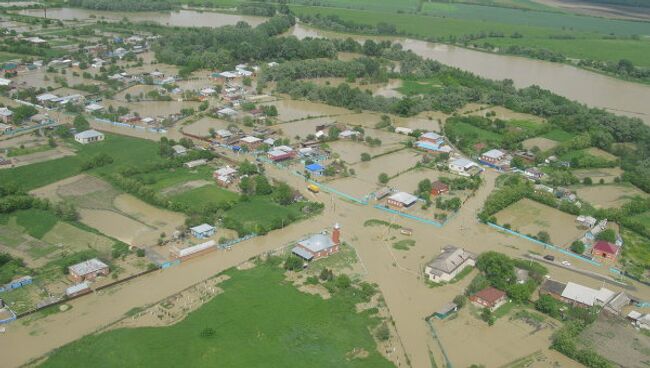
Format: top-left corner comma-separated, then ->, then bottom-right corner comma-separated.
473,286 -> 506,304
74,129 -> 103,139
190,223 -> 215,234
593,240 -> 620,254
427,246 -> 475,276
299,233 -> 335,253
482,149 -> 505,159
561,282 -> 615,307
388,191 -> 418,205
69,258 -> 108,276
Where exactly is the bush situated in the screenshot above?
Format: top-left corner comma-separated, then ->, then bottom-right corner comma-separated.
375,323 -> 390,341
360,152 -> 371,161
335,274 -> 351,289
283,255 -> 303,271
570,240 -> 585,254
537,231 -> 551,244
305,275 -> 319,285
453,294 -> 467,309
378,172 -> 389,184
136,248 -> 145,257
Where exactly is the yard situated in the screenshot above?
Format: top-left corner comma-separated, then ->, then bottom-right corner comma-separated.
494,198 -> 583,246
572,167 -> 623,184
574,183 -> 647,209
579,315 -> 650,368
38,264 -> 393,368
521,136 -> 558,152
168,184 -> 239,210
223,197 -> 308,235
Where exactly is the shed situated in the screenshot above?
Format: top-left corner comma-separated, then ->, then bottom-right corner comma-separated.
434,303 -> 458,319
190,223 -> 216,239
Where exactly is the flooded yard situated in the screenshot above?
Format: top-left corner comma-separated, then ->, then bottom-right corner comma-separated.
183,117 -> 234,137
574,183 -> 647,209
102,99 -> 201,117
388,167 -> 442,193
260,99 -> 350,122
350,149 -> 422,180
327,140 -> 402,164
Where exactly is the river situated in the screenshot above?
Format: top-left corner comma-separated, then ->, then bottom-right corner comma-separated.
16,7 -> 650,123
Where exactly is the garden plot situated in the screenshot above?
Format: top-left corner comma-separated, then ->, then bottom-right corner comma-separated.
101,99 -> 201,118
494,198 -> 583,246
183,117 -> 233,137
350,149 -> 422,180
9,146 -> 76,168
574,183 -> 647,209
585,147 -> 618,160
572,167 -> 623,184
579,316 -> 650,368
522,137 -> 558,152
327,141 -> 402,164
465,105 -> 545,124
393,115 -> 441,131
323,176 -> 377,200
388,167 -> 442,193
260,99 -> 350,122
274,116 -> 337,138
113,85 -> 161,102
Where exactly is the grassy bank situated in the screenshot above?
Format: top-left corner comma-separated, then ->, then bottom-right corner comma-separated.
39,264 -> 393,368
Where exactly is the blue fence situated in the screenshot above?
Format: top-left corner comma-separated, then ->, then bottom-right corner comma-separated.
0,276 -> 32,293
218,233 -> 258,249
0,308 -> 16,324
374,205 -> 444,228
4,120 -> 56,135
160,259 -> 181,269
292,171 -> 369,205
487,223 -> 602,266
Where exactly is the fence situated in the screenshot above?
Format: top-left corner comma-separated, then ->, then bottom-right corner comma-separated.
487,223 -> 602,267
94,118 -> 167,134
5,120 -> 56,135
374,205 -> 444,228
0,308 -> 16,324
426,318 -> 452,368
292,171 -> 369,205
218,233 -> 258,249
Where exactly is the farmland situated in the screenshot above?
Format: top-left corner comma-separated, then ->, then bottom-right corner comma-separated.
38,264 -> 393,368
573,183 -> 647,209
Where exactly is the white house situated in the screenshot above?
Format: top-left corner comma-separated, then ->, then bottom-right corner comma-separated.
84,103 -> 104,113
425,246 -> 475,283
394,127 -> 413,135
449,158 -> 481,177
74,129 -> 104,144
0,107 -> 12,123
387,192 -> 418,209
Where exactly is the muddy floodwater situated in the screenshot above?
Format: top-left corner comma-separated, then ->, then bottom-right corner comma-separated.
17,8 -> 266,27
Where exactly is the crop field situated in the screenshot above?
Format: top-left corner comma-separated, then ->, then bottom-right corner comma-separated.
224,198 -> 306,234
574,183 -> 647,209
292,0 -> 420,13
540,128 -> 573,142
444,120 -> 504,149
579,316 -> 650,368
290,5 -> 650,65
494,198 -> 583,246
39,264 -> 393,368
168,184 -> 239,210
136,166 -> 214,192
521,137 -> 558,151
572,167 -> 623,184
0,133 -> 166,191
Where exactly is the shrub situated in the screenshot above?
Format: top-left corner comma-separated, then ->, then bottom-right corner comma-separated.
283,255 -> 303,271
570,240 -> 585,254
375,323 -> 390,341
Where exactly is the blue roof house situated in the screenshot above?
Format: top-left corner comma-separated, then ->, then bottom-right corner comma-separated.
306,163 -> 325,176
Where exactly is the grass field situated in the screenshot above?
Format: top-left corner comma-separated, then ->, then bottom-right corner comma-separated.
445,120 -> 504,150
12,209 -> 59,239
292,0 -> 420,13
620,229 -> 650,279
0,134 -> 166,191
573,183 -> 647,208
541,128 -> 573,142
224,197 -> 305,234
168,184 -> 239,209
290,4 -> 650,66
39,264 -> 393,368
137,166 -> 214,192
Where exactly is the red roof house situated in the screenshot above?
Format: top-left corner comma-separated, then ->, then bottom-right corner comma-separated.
469,286 -> 507,311
430,180 -> 449,196
591,240 -> 620,261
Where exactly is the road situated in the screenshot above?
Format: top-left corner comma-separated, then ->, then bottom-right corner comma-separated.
4,138 -> 650,368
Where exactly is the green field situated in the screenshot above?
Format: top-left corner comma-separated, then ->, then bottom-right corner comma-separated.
39,264 -> 393,368
224,197 -> 305,234
13,209 -> 59,239
291,0 -> 420,13
169,184 -> 239,209
291,4 -> 650,66
541,128 -> 573,142
137,166 -> 214,192
0,134 -> 166,191
444,120 -> 504,149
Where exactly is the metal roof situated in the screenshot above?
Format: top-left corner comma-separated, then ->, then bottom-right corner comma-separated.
561,282 -> 615,307
388,192 -> 418,205
482,149 -> 505,159
190,223 -> 215,234
292,246 -> 314,260
74,129 -> 103,139
69,258 -> 108,276
298,233 -> 335,253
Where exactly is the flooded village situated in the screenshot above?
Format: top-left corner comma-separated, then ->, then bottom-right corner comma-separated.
0,3 -> 649,368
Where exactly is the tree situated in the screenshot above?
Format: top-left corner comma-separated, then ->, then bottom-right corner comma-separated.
238,160 -> 258,175
453,294 -> 467,309
378,172 -> 389,184
238,176 -> 254,195
283,255 -> 303,271
360,152 -> 371,162
73,114 -> 90,131
417,179 -> 432,197
272,182 -> 294,205
481,308 -> 495,326
570,240 -> 585,254
583,177 -> 593,185
511,156 -> 525,169
375,323 -> 390,341
254,175 -> 273,195
537,231 -> 551,244
475,251 -> 515,290
335,274 -> 351,289
596,229 -> 616,243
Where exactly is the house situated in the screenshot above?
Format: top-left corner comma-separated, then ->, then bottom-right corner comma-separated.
470,287 -> 507,311
26,36 -> 47,44
74,129 -> 104,144
190,223 -> 216,239
65,282 -> 91,298
68,258 -> 109,283
183,159 -> 208,169
424,245 -> 475,283
292,224 -> 341,261
576,215 -> 597,229
171,240 -> 217,260
217,107 -> 238,118
84,103 -> 104,113
415,140 -> 453,154
200,87 -> 216,96
36,93 -> 59,106
449,158 -> 482,177
374,187 -> 392,200
560,282 -> 615,308
267,145 -> 295,162
215,129 -> 232,140
0,77 -> 12,86
305,163 -> 325,176
387,192 -> 418,209
419,132 -> 444,145
239,136 -> 262,150
479,149 -> 510,169
430,180 -> 449,196
213,166 -> 237,186
0,108 -> 12,124
1,63 -> 18,76
0,122 -> 13,135
172,145 -> 188,156
338,129 -> 361,139
591,240 -> 620,262
524,168 -> 543,180
538,279 -> 568,302
394,127 -> 413,135
434,303 -> 458,319
515,268 -> 530,284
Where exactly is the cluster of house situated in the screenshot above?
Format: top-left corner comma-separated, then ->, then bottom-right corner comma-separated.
575,216 -> 622,261
211,63 -> 260,81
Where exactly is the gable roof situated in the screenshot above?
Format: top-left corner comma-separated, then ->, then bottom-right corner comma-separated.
561,282 -> 615,307
69,258 -> 108,276
427,246 -> 474,276
473,287 -> 506,304
593,240 -> 619,254
299,233 -> 335,252
74,129 -> 103,139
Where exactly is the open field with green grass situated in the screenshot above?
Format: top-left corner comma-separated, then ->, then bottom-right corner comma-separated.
224,197 -> 306,234
0,134 -> 166,191
620,229 -> 650,280
540,128 -> 573,142
168,184 -> 239,209
39,264 -> 393,368
290,4 -> 650,66
573,183 -> 647,208
137,165 -> 214,192
292,0 -> 420,13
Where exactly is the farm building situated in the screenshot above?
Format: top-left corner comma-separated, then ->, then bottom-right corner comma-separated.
524,168 -> 543,180
591,240 -> 620,262
394,127 -> 413,135
65,282 -> 91,298
215,129 -> 232,140
430,180 -> 449,196
217,107 -> 238,118
0,108 -> 12,124
576,215 -> 597,229
415,140 -> 452,154
292,224 -> 341,261
479,149 -> 511,170
84,103 -> 104,113
171,240 -> 217,260
434,303 -> 458,319
561,282 -> 615,308
74,130 -> 104,144
449,158 -> 482,177
374,187 -> 392,200
424,246 -> 475,283
538,279 -> 568,302
305,163 -> 325,176
339,130 -> 361,139
190,224 -> 216,239
68,258 -> 109,283
419,132 -> 444,145
469,287 -> 507,311
387,192 -> 418,209
214,166 -> 237,186
183,159 -> 207,169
